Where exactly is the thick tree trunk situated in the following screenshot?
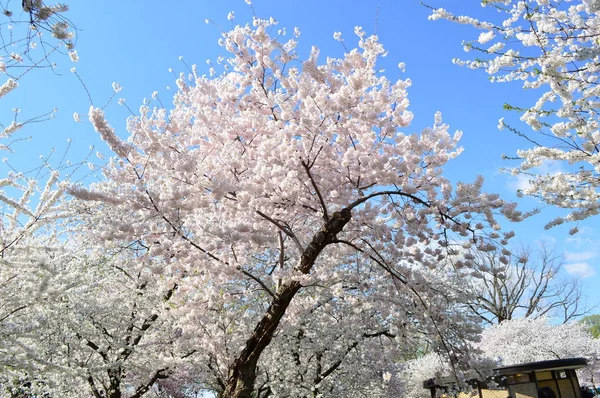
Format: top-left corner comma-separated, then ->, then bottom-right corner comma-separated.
222,209 -> 352,398
108,368 -> 122,398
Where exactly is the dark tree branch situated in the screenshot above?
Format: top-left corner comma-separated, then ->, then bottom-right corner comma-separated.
256,209 -> 303,252
301,158 -> 329,221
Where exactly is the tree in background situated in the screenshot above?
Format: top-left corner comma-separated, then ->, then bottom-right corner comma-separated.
400,316 -> 600,397
463,242 -> 586,325
0,0 -> 76,140
582,314 -> 600,338
5,240 -> 197,398
478,316 -> 599,369
0,2 -> 98,397
429,0 -> 600,229
399,352 -> 497,398
478,316 -> 600,389
68,15 -> 528,398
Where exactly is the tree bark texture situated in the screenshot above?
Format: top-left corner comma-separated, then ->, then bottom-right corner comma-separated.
222,209 -> 352,398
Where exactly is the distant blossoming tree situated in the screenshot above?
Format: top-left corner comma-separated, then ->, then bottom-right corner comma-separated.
400,317 -> 600,398
2,236 -> 197,398
479,316 -> 600,387
429,0 -> 600,229
0,2 -> 95,396
399,352 -> 497,398
478,316 -> 600,368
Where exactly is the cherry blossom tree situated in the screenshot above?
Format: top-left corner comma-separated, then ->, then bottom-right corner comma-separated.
69,15 -> 528,397
0,3 -> 108,396
0,128 -> 72,396
0,0 -> 77,325
400,316 -> 600,397
0,212 -> 206,398
246,261 -> 477,397
479,316 -> 599,368
399,352 -> 497,398
478,316 -> 600,388
0,231 -> 68,397
429,0 -> 600,228
0,0 -> 76,142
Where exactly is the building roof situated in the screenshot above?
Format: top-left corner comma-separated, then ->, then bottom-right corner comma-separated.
423,358 -> 588,390
494,358 -> 588,376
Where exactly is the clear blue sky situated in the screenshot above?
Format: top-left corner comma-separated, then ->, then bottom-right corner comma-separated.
4,0 -> 599,312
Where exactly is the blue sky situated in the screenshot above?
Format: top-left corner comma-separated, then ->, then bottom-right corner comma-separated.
3,0 -> 599,312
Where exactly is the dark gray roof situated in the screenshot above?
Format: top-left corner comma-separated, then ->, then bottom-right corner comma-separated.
423,358 -> 588,390
495,358 -> 588,376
